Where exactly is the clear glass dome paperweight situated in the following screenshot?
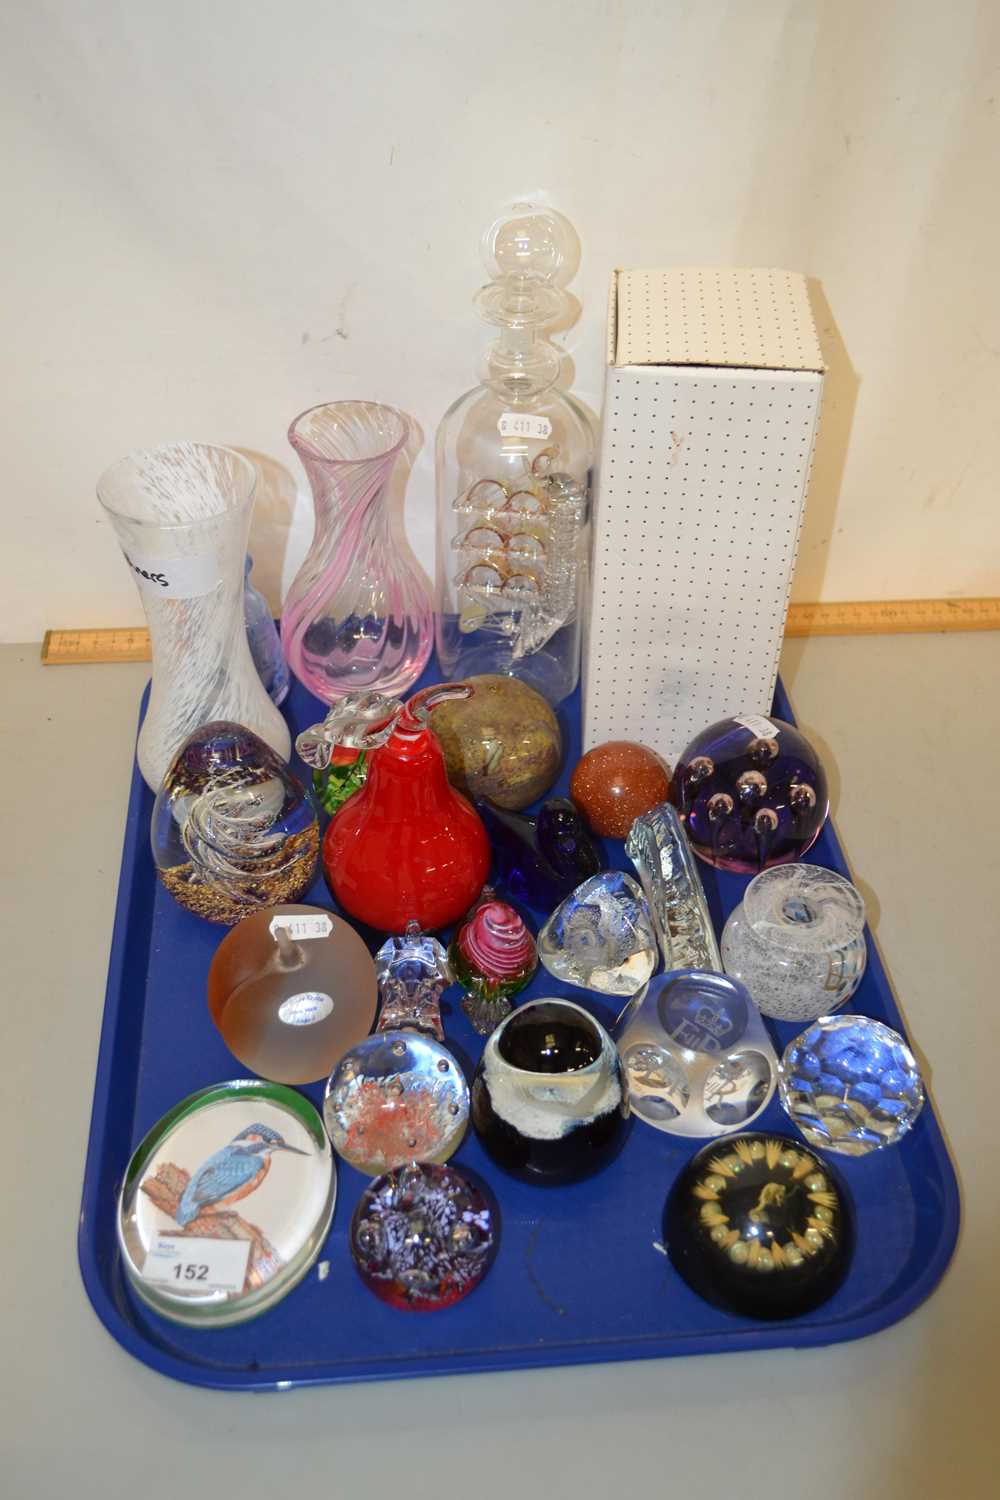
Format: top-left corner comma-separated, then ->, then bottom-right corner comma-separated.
537,871 -> 657,996
617,970 -> 779,1138
435,203 -> 595,705
151,722 -> 319,924
117,1081 -> 335,1327
721,863 -> 867,1022
207,904 -> 378,1084
778,1015 -> 925,1155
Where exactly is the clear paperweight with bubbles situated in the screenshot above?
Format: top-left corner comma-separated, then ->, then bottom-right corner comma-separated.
537,871 -> 657,996
434,203 -> 595,705
722,863 -> 868,1023
778,1015 -> 925,1155
324,922 -> 469,1177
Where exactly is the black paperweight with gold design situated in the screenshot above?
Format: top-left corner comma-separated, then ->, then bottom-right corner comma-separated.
665,1133 -> 852,1320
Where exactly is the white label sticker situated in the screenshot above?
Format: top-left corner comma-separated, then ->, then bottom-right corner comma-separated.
278,991 -> 334,1026
122,548 -> 222,599
269,913 -> 333,941
142,1235 -> 251,1292
735,714 -> 779,740
497,412 -> 552,440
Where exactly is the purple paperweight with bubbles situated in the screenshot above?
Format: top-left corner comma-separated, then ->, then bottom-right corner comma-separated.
672,713 -> 829,873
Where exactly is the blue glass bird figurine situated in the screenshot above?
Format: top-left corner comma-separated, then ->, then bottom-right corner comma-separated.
176,1123 -> 307,1228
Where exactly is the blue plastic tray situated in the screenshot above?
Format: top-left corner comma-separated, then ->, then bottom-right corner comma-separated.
79,668 -> 960,1389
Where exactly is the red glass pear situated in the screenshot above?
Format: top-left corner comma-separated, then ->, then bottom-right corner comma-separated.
296,685 -> 490,933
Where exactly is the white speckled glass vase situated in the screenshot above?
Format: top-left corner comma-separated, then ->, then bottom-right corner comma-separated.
98,443 -> 291,790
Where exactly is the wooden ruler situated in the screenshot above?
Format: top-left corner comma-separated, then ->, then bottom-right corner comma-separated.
40,598 -> 1000,664
42,627 -> 153,664
784,597 -> 1000,637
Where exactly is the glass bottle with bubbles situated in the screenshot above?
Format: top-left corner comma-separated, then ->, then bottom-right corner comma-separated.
434,203 -> 595,706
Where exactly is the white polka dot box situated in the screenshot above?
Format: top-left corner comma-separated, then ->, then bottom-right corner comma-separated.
583,267 -> 825,762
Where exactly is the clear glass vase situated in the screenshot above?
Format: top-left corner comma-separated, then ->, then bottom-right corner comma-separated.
97,443 -> 291,790
244,554 -> 290,705
281,401 -> 433,704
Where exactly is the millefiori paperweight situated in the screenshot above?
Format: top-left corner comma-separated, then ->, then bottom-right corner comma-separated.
537,871 -> 657,996
450,888 -> 537,1035
722,863 -> 867,1022
117,1081 -> 335,1327
350,1162 -> 497,1310
625,803 -> 722,972
152,722 -> 319,924
471,998 -> 628,1183
477,795 -> 604,910
570,740 -> 671,839
778,1015 -> 925,1155
664,1133 -> 852,1320
207,904 -> 377,1084
673,714 -> 829,872
617,970 -> 778,1138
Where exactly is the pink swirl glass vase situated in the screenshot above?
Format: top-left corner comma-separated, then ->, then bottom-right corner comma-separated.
281,401 -> 433,703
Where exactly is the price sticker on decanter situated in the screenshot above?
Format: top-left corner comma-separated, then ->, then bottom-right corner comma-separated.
120,548 -> 222,600
142,1235 -> 251,1292
498,413 -> 552,440
278,991 -> 334,1026
735,714 -> 779,740
269,913 -> 333,941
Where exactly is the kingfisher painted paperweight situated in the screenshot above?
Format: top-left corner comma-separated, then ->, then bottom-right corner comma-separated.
537,871 -> 657,996
721,863 -> 867,1022
672,714 -> 829,873
664,1134 -> 852,1319
471,998 -> 628,1183
477,796 -> 604,910
778,1015 -> 925,1155
350,1162 -> 497,1310
207,904 -> 378,1085
325,927 -> 468,1177
117,1081 -> 335,1328
570,740 -> 670,839
450,888 -> 537,1034
617,970 -> 778,1138
152,722 -> 319,924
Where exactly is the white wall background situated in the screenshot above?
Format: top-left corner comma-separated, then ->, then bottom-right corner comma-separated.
3,0 -> 999,641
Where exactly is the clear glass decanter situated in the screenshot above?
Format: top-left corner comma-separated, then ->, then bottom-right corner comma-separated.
281,401 -> 433,703
435,204 -> 595,705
